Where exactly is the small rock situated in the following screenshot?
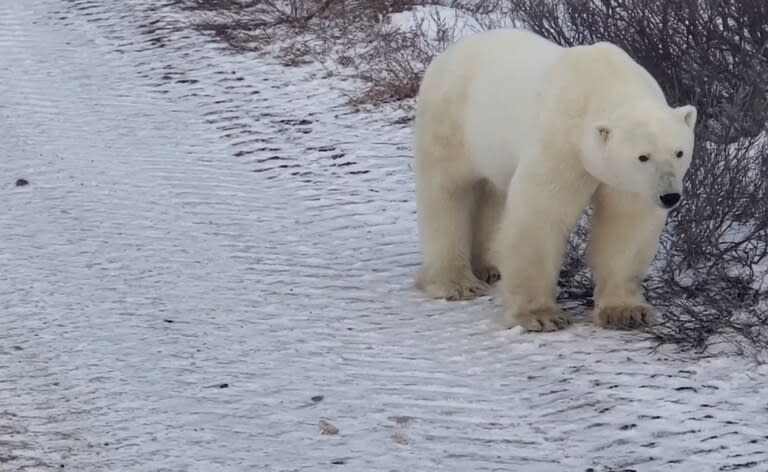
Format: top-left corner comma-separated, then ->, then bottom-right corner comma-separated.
163,319 -> 175,323
388,415 -> 415,426
311,395 -> 324,403
330,459 -> 345,465
15,178 -> 29,187
205,382 -> 229,389
318,419 -> 339,435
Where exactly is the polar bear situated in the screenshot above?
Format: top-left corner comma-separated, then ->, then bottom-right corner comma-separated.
413,28 -> 697,331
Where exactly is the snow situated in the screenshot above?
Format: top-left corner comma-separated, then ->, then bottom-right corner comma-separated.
389,5 -> 484,43
1,1 -> 767,471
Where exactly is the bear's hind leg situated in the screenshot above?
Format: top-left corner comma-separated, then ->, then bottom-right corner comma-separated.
471,180 -> 504,285
587,185 -> 667,329
414,174 -> 488,300
414,139 -> 489,301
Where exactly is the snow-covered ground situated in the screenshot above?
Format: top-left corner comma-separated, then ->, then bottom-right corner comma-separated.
1,1 -> 767,470
389,5 -> 483,40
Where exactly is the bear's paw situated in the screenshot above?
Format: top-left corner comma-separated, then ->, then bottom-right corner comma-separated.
513,307 -> 571,332
472,265 -> 501,285
593,304 -> 657,330
417,274 -> 489,301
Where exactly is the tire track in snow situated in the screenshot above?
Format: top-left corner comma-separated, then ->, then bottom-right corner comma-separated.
1,0 -> 767,471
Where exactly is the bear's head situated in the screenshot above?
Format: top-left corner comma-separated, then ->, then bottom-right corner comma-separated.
582,102 -> 697,210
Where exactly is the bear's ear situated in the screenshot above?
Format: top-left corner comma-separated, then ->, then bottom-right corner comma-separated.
595,124 -> 611,143
674,105 -> 697,129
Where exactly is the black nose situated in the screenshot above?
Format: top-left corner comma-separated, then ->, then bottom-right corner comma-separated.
659,193 -> 681,208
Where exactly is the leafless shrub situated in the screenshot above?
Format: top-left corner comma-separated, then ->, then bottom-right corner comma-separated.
176,1 -> 475,105
175,0 -> 341,55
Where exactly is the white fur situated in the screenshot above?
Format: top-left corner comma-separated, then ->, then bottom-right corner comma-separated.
412,28 -> 697,330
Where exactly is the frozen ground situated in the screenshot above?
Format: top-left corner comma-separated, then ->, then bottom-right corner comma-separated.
1,1 -> 767,471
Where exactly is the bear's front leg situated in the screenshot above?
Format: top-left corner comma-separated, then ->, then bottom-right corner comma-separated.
495,162 -> 597,331
587,186 -> 668,330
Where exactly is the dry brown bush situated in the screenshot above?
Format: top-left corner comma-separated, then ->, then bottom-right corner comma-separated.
176,1 -> 475,105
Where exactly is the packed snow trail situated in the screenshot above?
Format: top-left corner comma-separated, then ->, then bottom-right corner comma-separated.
1,1 -> 767,471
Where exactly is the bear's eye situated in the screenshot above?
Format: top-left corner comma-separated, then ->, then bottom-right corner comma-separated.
638,154 -> 650,162
675,150 -> 684,158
